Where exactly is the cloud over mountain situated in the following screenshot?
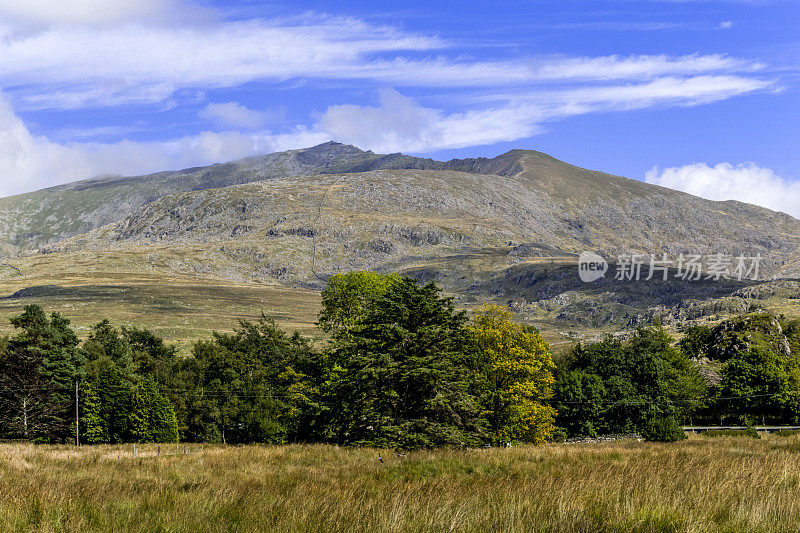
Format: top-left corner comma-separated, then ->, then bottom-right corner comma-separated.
645,162 -> 800,219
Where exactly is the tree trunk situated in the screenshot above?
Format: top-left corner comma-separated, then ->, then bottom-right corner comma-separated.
22,397 -> 28,439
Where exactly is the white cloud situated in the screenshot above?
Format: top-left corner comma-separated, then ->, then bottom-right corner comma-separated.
0,94 -> 94,195
199,102 -> 269,130
475,75 -> 774,108
318,89 -> 543,153
645,162 -> 800,218
551,75 -> 773,110
0,94 -> 326,197
720,20 -> 734,29
0,17 -> 441,110
0,0 -> 210,27
0,14 -> 766,111
314,54 -> 762,88
316,77 -> 772,154
526,54 -> 759,81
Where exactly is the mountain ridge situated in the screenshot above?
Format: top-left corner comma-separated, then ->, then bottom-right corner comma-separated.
2,141 -> 797,262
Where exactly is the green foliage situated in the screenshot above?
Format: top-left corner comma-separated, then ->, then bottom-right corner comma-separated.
182,315 -> 315,444
678,325 -> 713,358
641,417 -> 687,442
129,379 -> 179,443
318,271 -> 399,334
674,312 -> 800,426
0,305 -> 83,442
549,426 -> 568,443
79,321 -> 180,443
718,346 -> 800,424
80,381 -> 107,444
554,327 -> 706,437
706,313 -> 791,362
319,274 -> 484,449
782,319 -> 800,356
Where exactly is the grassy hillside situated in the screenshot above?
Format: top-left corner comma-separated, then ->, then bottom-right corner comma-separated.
0,250 -> 321,353
3,436 -> 800,532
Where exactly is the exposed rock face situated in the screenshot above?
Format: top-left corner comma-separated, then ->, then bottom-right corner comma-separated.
707,313 -> 794,360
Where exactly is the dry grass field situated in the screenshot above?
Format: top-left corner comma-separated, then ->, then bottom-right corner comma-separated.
0,249 -> 323,353
0,250 -> 588,352
1,435 -> 800,532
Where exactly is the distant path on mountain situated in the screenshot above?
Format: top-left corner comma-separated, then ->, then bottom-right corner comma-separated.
310,175 -> 344,282
0,263 -> 22,276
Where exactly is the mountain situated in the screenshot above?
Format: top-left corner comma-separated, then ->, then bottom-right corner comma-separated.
0,142 -> 524,256
1,142 -> 799,347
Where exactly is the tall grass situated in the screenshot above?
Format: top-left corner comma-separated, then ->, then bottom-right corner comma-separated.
1,436 -> 799,532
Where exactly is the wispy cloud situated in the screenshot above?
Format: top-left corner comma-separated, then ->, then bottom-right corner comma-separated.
0,16 -> 441,110
315,76 -> 774,153
0,11 -> 767,111
0,0 -> 787,196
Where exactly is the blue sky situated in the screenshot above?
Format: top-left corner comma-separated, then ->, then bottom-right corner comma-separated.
0,0 -> 798,215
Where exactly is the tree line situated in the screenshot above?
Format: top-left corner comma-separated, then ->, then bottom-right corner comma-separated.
1,271 -> 798,447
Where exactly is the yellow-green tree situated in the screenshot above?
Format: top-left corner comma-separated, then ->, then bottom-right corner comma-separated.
470,304 -> 556,444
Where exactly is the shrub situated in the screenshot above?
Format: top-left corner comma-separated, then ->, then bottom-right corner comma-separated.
641,417 -> 687,442
549,427 -> 568,443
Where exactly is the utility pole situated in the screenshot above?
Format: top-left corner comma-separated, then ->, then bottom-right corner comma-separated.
75,381 -> 80,447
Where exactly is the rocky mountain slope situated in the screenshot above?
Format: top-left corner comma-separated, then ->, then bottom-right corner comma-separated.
2,142 -> 799,340
17,143 -> 800,275
0,142 -> 528,256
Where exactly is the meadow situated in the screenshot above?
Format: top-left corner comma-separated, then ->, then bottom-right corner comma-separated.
0,248 -> 323,354
2,435 -> 800,532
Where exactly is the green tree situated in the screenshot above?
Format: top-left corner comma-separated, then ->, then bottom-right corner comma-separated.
0,305 -> 83,442
554,327 -> 706,437
80,380 -> 108,444
129,379 -> 179,443
81,355 -> 132,443
185,315 -> 313,444
81,320 -> 180,443
719,346 -> 800,424
320,274 -> 484,449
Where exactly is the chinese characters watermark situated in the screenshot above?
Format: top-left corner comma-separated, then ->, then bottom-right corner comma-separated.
578,252 -> 761,283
